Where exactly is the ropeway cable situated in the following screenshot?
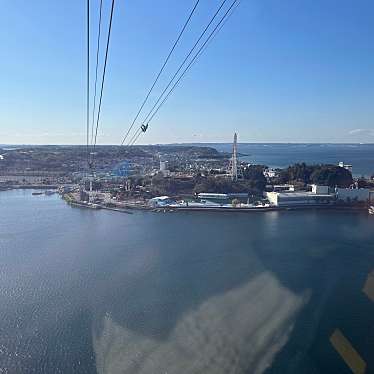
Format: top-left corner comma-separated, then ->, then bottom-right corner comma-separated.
120,0 -> 201,146
86,0 -> 90,168
91,0 -> 115,169
140,0 -> 229,128
90,0 -> 104,146
146,0 -> 238,126
132,0 -> 239,146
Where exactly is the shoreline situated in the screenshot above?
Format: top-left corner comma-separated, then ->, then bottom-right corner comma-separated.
152,205 -> 368,213
1,189 -> 370,214
66,199 -> 369,214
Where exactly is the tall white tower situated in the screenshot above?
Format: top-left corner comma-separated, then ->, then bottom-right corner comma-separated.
231,132 -> 238,181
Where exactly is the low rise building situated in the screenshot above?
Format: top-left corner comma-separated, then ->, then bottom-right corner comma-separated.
160,161 -> 170,177
198,193 -> 228,200
335,187 -> 373,203
265,191 -> 335,207
263,168 -> 278,179
311,184 -> 330,194
273,184 -> 295,192
266,185 -> 374,207
148,196 -> 175,207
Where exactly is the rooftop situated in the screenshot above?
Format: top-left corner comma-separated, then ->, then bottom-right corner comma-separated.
268,191 -> 334,198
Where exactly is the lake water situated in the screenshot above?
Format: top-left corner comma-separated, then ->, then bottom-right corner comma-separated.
205,143 -> 374,177
1,189 -> 374,373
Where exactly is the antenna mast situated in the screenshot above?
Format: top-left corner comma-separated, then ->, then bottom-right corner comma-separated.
231,132 -> 238,181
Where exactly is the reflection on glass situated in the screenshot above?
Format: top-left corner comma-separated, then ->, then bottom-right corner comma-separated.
93,272 -> 309,374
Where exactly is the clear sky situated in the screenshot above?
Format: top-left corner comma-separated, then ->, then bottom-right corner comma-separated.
1,0 -> 374,144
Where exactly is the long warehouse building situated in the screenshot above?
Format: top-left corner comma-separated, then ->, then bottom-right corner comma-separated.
265,191 -> 335,207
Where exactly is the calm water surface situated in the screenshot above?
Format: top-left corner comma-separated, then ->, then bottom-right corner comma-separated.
208,143 -> 374,177
1,189 -> 374,373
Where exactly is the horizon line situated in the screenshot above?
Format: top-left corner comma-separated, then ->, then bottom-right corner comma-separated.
0,142 -> 373,147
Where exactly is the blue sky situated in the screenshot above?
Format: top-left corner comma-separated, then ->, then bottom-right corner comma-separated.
1,0 -> 374,144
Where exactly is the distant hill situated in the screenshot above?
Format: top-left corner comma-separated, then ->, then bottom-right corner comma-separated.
0,145 -> 229,175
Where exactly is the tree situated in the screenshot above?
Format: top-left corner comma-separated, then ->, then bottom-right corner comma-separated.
242,165 -> 267,191
277,163 -> 314,184
276,163 -> 353,188
310,166 -> 353,187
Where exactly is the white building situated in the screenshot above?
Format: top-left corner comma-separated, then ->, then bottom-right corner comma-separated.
148,196 -> 174,207
198,193 -> 228,200
160,160 -> 167,171
265,191 -> 335,207
263,168 -> 278,179
159,160 -> 170,177
266,185 -> 374,206
273,184 -> 295,192
338,161 -> 353,174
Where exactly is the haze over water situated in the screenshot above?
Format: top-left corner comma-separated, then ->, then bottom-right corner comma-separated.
1,190 -> 374,373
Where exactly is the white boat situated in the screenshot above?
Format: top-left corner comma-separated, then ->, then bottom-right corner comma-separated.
369,206 -> 374,215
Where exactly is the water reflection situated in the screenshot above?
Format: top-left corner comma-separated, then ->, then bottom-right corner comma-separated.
2,191 -> 374,373
93,272 -> 310,374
